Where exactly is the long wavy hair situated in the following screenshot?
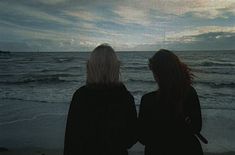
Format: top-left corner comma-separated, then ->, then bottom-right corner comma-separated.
86,43 -> 120,85
149,49 -> 194,117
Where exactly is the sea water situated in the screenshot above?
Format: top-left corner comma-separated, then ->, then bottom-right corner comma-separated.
0,51 -> 234,153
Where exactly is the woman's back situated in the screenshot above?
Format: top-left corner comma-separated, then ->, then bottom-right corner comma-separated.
64,84 -> 137,155
138,49 -> 204,155
64,44 -> 137,155
138,86 -> 203,155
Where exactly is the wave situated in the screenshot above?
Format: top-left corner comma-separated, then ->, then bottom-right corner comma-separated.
192,60 -> 235,67
192,68 -> 235,75
195,81 -> 235,88
127,78 -> 155,84
128,79 -> 235,89
0,97 -> 64,104
135,103 -> 235,110
40,66 -> 82,73
201,61 -> 235,67
0,74 -> 80,85
54,57 -> 74,63
201,106 -> 235,111
122,66 -> 148,70
0,112 -> 66,126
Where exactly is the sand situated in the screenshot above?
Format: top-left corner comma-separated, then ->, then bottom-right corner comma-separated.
1,143 -> 234,155
1,149 -> 234,155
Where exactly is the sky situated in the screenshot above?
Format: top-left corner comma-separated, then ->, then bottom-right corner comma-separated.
0,0 -> 235,51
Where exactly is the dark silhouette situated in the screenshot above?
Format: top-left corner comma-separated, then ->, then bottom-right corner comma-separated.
138,49 -> 205,155
64,44 -> 137,155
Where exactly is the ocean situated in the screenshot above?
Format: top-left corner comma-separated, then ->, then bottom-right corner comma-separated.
0,51 -> 235,153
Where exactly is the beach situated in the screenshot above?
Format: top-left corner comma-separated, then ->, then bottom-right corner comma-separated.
2,150 -> 235,155
1,146 -> 235,155
1,51 -> 235,154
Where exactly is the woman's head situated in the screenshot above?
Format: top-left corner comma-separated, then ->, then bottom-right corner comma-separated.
86,43 -> 120,85
149,49 -> 193,113
149,49 -> 193,88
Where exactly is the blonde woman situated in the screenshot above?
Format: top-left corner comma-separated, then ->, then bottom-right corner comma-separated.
64,44 -> 137,155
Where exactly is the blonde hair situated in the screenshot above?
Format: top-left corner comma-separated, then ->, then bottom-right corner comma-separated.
86,44 -> 120,85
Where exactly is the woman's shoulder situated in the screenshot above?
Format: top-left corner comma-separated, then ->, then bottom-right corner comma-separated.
141,90 -> 159,102
187,85 -> 198,97
71,85 -> 87,98
139,91 -> 159,112
72,83 -> 131,97
83,83 -> 128,92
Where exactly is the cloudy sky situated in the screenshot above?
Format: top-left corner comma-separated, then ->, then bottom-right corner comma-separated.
0,0 -> 235,51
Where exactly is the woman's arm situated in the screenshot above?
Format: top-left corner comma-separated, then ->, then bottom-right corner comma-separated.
64,91 -> 80,155
188,87 -> 202,134
125,93 -> 138,148
138,95 -> 148,145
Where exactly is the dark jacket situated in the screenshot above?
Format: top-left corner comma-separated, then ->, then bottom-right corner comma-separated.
138,86 -> 203,155
64,84 -> 137,155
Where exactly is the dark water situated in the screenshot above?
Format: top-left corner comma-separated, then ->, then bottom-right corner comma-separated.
0,51 -> 235,152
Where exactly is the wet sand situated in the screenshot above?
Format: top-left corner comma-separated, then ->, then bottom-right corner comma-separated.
1,149 -> 234,155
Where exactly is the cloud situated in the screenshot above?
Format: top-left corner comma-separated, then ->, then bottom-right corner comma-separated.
194,32 -> 235,41
64,9 -> 104,22
186,4 -> 235,20
169,32 -> 235,50
0,20 -> 72,41
130,31 -> 235,51
115,0 -> 235,19
0,0 -> 234,51
113,5 -> 151,26
166,26 -> 235,42
128,25 -> 235,51
163,25 -> 235,50
190,10 -> 228,19
0,1 -> 70,25
0,41 -> 30,51
37,0 -> 67,5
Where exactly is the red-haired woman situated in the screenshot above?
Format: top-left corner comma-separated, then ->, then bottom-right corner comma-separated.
138,49 -> 205,155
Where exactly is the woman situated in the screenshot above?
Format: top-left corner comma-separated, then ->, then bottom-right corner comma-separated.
64,44 -> 137,155
138,49 -> 204,155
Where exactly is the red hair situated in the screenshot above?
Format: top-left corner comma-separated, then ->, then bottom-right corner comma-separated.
149,49 -> 194,116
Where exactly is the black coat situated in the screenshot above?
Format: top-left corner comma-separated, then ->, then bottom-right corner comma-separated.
138,86 -> 203,155
64,84 -> 137,155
